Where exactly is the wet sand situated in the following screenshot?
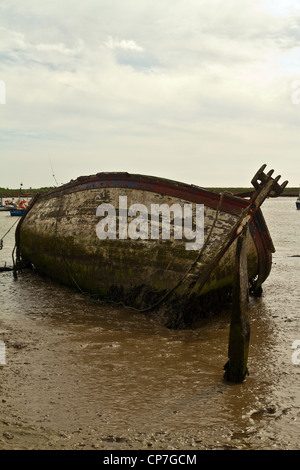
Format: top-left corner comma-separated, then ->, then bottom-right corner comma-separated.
0,198 -> 300,450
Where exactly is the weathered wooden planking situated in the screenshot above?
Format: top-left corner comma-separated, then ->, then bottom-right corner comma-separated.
17,173 -> 274,327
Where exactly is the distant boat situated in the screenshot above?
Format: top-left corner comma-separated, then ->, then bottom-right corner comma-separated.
296,189 -> 300,210
15,165 -> 287,328
0,200 -> 15,211
10,208 -> 26,216
9,196 -> 28,216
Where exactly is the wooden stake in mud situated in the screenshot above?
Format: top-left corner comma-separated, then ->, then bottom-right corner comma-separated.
224,225 -> 250,383
222,164 -> 288,383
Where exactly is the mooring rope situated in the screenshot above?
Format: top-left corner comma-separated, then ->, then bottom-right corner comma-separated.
27,189 -> 228,314
125,191 -> 227,313
0,217 -> 20,251
67,191 -> 227,314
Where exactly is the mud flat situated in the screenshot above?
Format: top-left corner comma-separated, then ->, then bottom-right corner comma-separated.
1,197 -> 300,450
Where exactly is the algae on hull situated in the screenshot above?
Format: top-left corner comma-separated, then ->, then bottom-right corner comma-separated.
17,175 -> 271,327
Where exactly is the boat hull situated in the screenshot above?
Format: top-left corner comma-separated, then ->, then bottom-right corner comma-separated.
16,173 -> 274,327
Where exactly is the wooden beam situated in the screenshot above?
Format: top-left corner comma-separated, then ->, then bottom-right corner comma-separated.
224,225 -> 250,383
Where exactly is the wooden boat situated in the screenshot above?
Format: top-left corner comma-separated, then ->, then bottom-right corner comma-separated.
0,201 -> 14,211
9,198 -> 28,216
15,165 -> 287,328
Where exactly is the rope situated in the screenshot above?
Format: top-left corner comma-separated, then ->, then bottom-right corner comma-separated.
89,192 -> 226,313
2,190 -> 229,314
0,217 -> 20,250
0,218 -> 20,276
52,190 -> 227,313
125,191 -> 227,313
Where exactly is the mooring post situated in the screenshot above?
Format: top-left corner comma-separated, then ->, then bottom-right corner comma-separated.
224,225 -> 250,383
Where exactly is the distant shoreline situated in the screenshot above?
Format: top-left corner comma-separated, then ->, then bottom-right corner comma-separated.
206,188 -> 299,197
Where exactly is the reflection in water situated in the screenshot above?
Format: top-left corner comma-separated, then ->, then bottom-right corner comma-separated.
0,198 -> 299,449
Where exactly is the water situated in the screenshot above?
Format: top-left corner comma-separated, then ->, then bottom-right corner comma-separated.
0,198 -> 299,449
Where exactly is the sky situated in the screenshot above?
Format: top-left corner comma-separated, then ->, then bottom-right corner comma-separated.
0,0 -> 300,189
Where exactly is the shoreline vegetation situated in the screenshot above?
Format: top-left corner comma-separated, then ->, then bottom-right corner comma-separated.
0,186 -> 298,197
208,187 -> 298,197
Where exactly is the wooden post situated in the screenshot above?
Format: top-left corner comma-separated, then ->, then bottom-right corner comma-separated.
224,225 -> 250,383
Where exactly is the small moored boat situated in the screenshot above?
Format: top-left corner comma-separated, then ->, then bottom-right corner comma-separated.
9,198 -> 28,216
10,208 -> 26,216
0,200 -> 14,211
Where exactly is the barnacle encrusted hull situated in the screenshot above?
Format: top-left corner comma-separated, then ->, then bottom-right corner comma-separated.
16,173 -> 274,328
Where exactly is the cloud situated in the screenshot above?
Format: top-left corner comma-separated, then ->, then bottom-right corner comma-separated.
263,0 -> 300,16
104,36 -> 144,52
0,0 -> 299,188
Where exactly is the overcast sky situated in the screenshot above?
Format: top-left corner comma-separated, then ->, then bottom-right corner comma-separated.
0,0 -> 300,189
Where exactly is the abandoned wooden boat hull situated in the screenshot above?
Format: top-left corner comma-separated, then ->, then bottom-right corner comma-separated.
16,172 -> 275,327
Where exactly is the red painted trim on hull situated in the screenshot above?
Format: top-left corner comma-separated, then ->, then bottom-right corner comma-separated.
43,172 -> 249,215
